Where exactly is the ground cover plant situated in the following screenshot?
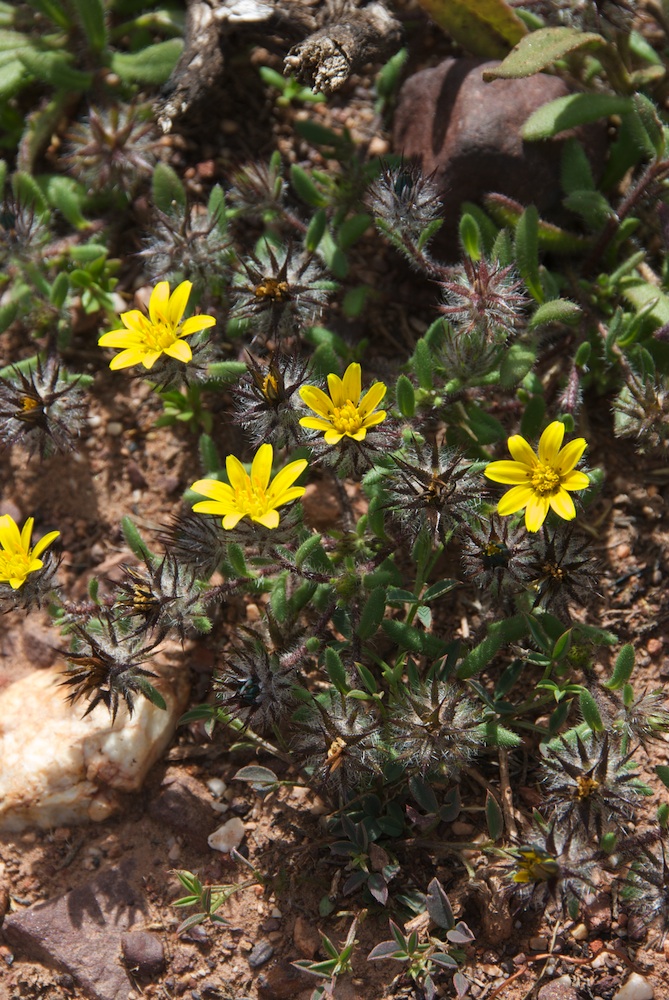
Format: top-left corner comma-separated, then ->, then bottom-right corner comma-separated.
3,0 -> 669,998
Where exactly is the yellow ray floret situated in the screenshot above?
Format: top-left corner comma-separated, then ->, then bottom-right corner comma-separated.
0,514 -> 60,590
299,362 -> 387,444
191,443 -> 307,530
484,421 -> 589,532
98,280 -> 216,371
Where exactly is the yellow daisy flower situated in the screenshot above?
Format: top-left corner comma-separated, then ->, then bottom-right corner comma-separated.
191,443 -> 307,530
484,421 -> 589,532
0,514 -> 60,590
299,362 -> 387,445
98,280 -> 216,371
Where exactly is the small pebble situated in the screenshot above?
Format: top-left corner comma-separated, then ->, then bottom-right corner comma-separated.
247,940 -> 274,968
207,778 -> 227,798
613,973 -> 654,1000
570,923 -> 588,941
106,421 -> 123,436
121,930 -> 165,978
529,936 -> 548,952
647,638 -> 663,656
208,817 -> 246,853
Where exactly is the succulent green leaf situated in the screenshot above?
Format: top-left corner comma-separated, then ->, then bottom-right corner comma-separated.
70,0 -> 107,52
459,212 -> 482,260
522,93 -> 632,142
514,205 -> 542,302
529,299 -> 582,330
306,208 -> 327,252
485,790 -> 504,841
46,176 -> 88,230
152,161 -> 186,213
357,587 -> 387,641
19,48 -> 93,90
110,38 -> 182,84
413,0 -> 526,58
483,26 -> 605,80
395,374 -> 416,418
579,689 -> 603,731
603,643 -> 635,690
290,164 -> 328,208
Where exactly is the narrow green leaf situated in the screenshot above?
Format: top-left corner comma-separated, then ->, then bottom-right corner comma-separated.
604,643 -> 635,691
110,38 -> 182,84
305,208 -> 327,252
290,164 -> 328,208
357,587 -> 387,641
152,161 -> 186,213
656,766 -> 669,790
514,205 -> 542,302
121,515 -> 152,560
457,614 -> 528,679
522,93 -> 632,141
412,338 -> 434,390
485,791 -> 504,841
134,677 -> 167,711
459,213 -> 481,260
325,647 -> 348,692
70,0 -> 107,51
529,299 -> 582,329
395,374 -> 416,418
579,689 -> 603,731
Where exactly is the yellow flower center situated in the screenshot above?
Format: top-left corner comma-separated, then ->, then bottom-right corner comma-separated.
236,477 -> 270,519
254,278 -> 290,301
0,550 -> 31,587
20,395 -> 39,412
332,400 -> 363,435
530,463 -> 561,496
143,320 -> 180,352
262,373 -> 280,402
575,775 -> 599,800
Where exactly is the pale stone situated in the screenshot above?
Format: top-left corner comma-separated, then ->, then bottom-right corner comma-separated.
207,817 -> 246,853
613,973 -> 654,1000
0,662 -> 189,831
570,923 -> 588,941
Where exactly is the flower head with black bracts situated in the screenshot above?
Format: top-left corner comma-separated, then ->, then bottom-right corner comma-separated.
383,439 -> 482,543
214,629 -> 298,735
227,155 -> 287,219
113,554 -> 209,642
540,729 -> 650,838
0,357 -> 88,457
368,161 -> 442,250
459,513 -> 534,600
507,822 -> 598,916
231,352 -> 311,448
0,514 -> 59,591
621,828 -> 669,943
59,616 -> 162,723
99,280 -> 216,372
192,443 -> 307,530
526,525 -> 599,618
0,194 -> 49,267
158,512 -> 227,581
485,421 -> 590,532
63,103 -> 158,195
229,242 -> 332,343
386,678 -> 484,778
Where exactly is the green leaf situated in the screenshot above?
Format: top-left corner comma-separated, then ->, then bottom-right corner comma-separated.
134,677 -> 167,711
110,38 -> 182,84
579,689 -> 603,731
466,404 -> 506,444
522,93 -> 632,142
12,169 -> 47,212
337,213 -> 371,250
206,361 -> 247,384
18,48 -> 93,90
561,137 -> 595,195
529,299 -> 582,330
459,213 -> 481,260
357,587 -> 387,641
655,765 -> 669,790
290,164 -> 328,208
620,277 -> 669,329
305,208 -> 327,253
70,0 -> 107,51
514,205 -> 542,302
458,615 -> 528,679
422,579 -> 458,602
413,0 -> 526,59
325,647 -> 348,693
562,189 -> 615,230
50,271 -> 69,308
121,515 -> 152,560
152,161 -> 186,213
483,26 -> 605,80
630,93 -> 665,159
46,176 -> 88,230
426,878 -> 455,930
412,337 -> 434,390
498,342 -> 536,387
234,765 -> 279,788
198,433 -> 220,474
395,374 -> 416,418
604,643 -> 635,691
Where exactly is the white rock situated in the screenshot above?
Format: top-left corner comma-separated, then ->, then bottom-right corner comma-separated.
206,777 -> 227,798
613,973 -> 654,1000
0,662 -> 189,831
208,817 -> 246,853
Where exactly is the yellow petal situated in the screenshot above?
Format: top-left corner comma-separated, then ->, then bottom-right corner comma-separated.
326,372 -> 346,408
484,460 -> 531,485
251,443 -> 273,491
225,455 -> 250,494
109,349 -> 146,370
348,427 -> 367,441
192,479 -> 235,503
562,470 -> 590,491
0,514 -> 21,552
555,438 -> 587,474
525,494 -> 550,532
149,281 -> 170,323
359,381 -> 386,417
164,339 -> 192,363
181,314 -> 216,335
341,362 -> 362,404
271,485 -> 305,506
362,410 -> 386,429
498,484 -> 535,516
27,556 -> 44,574
324,430 -> 345,445
167,280 -> 192,327
254,509 -> 280,529
8,576 -> 26,590
269,459 -> 308,499
507,435 -> 537,468
300,386 -> 335,418
98,330 -> 138,347
20,516 -> 34,550
141,352 -> 162,370
299,416 -> 336,432
118,309 -> 147,332
223,512 -> 245,529
549,489 -> 576,521
538,421 -> 565,464
193,500 -> 228,515
31,530 -> 60,559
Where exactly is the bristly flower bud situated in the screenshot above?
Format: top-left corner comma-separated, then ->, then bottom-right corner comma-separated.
383,440 -> 482,543
0,357 -> 88,458
530,0 -> 634,35
113,554 -> 210,642
158,512 -> 227,580
63,103 -> 158,195
59,615 -> 162,723
0,194 -> 50,268
459,513 -> 534,599
439,257 -> 527,342
621,828 -> 669,941
231,352 -> 311,448
526,526 -> 599,620
227,154 -> 287,220
229,242 -> 333,344
368,161 -> 442,252
213,629 -> 298,735
140,200 -> 232,288
507,823 -> 597,915
613,369 -> 669,454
